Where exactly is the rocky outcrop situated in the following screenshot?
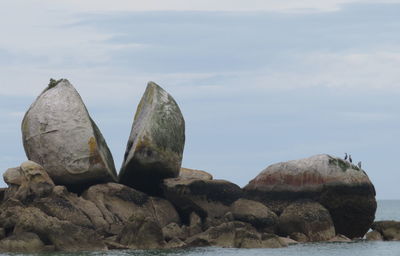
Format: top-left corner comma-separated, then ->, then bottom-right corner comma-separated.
278,200 -> 335,242
371,221 -> 400,241
116,212 -> 166,249
21,79 -> 117,191
119,82 -> 185,195
0,232 -> 48,252
0,201 -> 106,251
0,161 -> 182,251
230,199 -> 278,233
162,178 -> 242,221
185,221 -> 286,248
81,183 -> 180,234
244,154 -> 377,238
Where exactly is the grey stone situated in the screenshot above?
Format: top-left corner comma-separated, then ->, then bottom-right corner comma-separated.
117,212 -> 165,249
21,79 -> 117,190
371,221 -> 400,241
0,232 -> 45,252
163,178 -> 242,220
278,200 -> 335,242
180,168 -> 213,180
119,81 -> 185,195
244,154 -> 377,238
230,198 -> 278,232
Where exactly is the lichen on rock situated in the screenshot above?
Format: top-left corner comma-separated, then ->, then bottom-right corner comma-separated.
119,81 -> 185,195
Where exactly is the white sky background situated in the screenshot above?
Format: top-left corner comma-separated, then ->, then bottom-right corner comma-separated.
0,0 -> 399,199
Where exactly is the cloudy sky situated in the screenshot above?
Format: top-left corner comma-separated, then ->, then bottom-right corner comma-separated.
0,0 -> 399,199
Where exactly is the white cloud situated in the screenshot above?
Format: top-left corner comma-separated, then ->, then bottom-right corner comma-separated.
250,50 -> 400,92
26,0 -> 400,13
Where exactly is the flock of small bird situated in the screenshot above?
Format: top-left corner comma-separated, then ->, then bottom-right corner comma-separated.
344,153 -> 362,169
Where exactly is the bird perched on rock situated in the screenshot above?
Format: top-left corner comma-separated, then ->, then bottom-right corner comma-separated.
344,153 -> 348,161
357,161 -> 362,169
349,155 -> 352,163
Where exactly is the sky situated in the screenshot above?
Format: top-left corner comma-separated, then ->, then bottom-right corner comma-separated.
0,0 -> 399,199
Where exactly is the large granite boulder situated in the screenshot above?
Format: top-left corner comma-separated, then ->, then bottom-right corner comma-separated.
244,154 -> 376,238
230,199 -> 278,233
119,81 -> 185,195
21,79 -> 117,191
162,178 -> 242,221
278,200 -> 335,242
82,183 -> 180,234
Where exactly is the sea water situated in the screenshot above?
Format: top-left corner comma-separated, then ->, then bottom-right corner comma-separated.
1,200 -> 399,256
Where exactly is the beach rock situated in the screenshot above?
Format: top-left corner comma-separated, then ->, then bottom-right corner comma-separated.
278,200 -> 335,242
186,221 -> 285,248
116,212 -> 165,249
371,221 -> 400,241
165,237 -> 186,249
162,223 -> 186,241
163,178 -> 242,221
0,232 -> 45,252
180,168 -> 213,180
21,79 -> 117,191
32,186 -> 108,232
289,232 -> 309,242
230,198 -> 278,232
82,183 -> 179,234
0,201 -> 106,251
366,230 -> 383,241
119,81 -> 185,195
4,161 -> 54,201
244,154 -> 377,238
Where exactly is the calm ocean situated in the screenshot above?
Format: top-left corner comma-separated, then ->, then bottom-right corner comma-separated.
1,200 -> 399,256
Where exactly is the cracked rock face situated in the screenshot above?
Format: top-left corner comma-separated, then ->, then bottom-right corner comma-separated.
119,82 -> 185,195
244,154 -> 377,239
21,79 -> 117,190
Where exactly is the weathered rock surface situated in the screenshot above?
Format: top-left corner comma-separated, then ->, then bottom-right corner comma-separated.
186,221 -> 286,248
180,168 -> 213,180
0,161 -> 183,252
371,221 -> 400,241
82,183 -> 180,234
244,154 -> 377,238
366,230 -> 383,241
21,79 -> 117,191
0,201 -> 106,251
163,178 -> 243,221
119,81 -> 185,195
0,232 -> 46,252
230,198 -> 278,233
116,212 -> 166,249
278,200 -> 335,242
3,161 -> 54,201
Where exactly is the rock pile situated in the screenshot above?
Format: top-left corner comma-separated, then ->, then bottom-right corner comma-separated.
0,79 -> 380,252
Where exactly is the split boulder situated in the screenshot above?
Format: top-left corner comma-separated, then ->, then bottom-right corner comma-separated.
119,81 -> 185,195
21,79 -> 117,191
